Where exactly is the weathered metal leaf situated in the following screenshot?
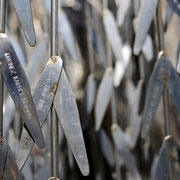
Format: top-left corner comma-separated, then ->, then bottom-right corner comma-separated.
164,3 -> 174,32
111,123 -> 141,180
154,136 -> 171,180
0,33 -> 44,148
167,0 -> 180,16
142,35 -> 153,62
54,69 -> 89,176
95,67 -> 113,131
10,0 -> 36,46
166,58 -> 180,114
16,56 -> 62,170
141,58 -> 168,139
103,9 -> 123,61
134,0 -> 158,55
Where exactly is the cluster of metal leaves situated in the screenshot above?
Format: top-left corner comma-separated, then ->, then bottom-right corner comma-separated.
2,0 -> 180,179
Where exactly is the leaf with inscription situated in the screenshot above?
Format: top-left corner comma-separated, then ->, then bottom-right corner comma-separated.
54,69 -> 89,176
10,0 -> 36,46
95,67 -> 113,131
133,0 -> 158,55
16,56 -> 63,170
0,33 -> 44,148
141,58 -> 168,139
0,137 -> 22,180
167,0 -> 180,17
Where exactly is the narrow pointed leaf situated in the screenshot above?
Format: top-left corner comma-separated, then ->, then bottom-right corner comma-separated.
10,0 -> 36,46
54,69 -> 89,176
166,57 -> 180,114
95,67 -> 113,131
0,33 -> 44,148
141,58 -> 168,139
16,56 -> 63,170
103,9 -> 123,61
155,136 -> 171,180
134,0 -> 158,55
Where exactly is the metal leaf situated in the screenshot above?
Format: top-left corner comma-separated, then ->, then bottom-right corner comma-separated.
10,0 -> 36,46
16,56 -> 62,170
167,0 -> 180,16
0,33 -> 44,148
133,0 -> 158,55
54,69 -> 89,176
95,67 -> 113,131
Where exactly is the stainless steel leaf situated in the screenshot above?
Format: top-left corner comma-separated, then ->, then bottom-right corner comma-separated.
54,69 -> 89,176
0,33 -> 44,148
10,0 -> 36,46
16,56 -> 62,170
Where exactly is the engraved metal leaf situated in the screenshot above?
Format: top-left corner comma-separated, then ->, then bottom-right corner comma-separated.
0,33 -> 44,148
54,69 -> 89,176
133,0 -> 158,55
16,56 -> 63,170
95,67 -> 113,131
10,0 -> 36,46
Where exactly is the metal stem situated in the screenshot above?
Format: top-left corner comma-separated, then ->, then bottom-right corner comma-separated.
156,0 -> 170,136
50,0 -> 59,178
0,0 -> 6,137
51,107 -> 59,177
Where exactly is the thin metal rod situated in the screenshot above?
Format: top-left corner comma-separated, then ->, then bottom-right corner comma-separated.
156,1 -> 164,52
0,0 -> 6,137
51,107 -> 59,177
50,0 -> 59,178
51,0 -> 58,56
156,0 -> 170,136
0,0 -> 6,33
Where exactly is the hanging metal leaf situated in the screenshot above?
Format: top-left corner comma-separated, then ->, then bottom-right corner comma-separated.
53,68 -> 89,176
95,67 -> 113,131
0,33 -> 44,148
10,0 -> 36,46
134,0 -> 158,55
16,56 -> 62,170
103,9 -> 123,61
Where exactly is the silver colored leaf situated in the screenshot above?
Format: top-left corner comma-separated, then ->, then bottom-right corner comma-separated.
95,67 -> 113,131
54,69 -> 89,176
133,0 -> 158,55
